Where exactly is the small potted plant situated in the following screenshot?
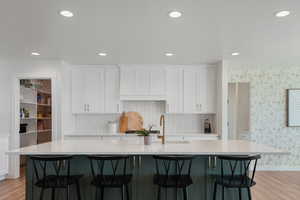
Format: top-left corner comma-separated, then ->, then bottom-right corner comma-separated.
137,126 -> 153,145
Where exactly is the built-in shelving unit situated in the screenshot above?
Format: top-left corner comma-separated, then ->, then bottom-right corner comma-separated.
19,79 -> 52,144
19,79 -> 52,166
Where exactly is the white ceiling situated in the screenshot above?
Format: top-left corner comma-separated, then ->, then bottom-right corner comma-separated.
0,0 -> 299,64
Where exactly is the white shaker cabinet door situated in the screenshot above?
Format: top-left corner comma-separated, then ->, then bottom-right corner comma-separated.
105,68 -> 121,113
85,68 -> 105,113
120,67 -> 136,96
135,68 -> 150,95
206,67 -> 217,113
150,68 -> 166,96
72,68 -> 105,114
183,69 -> 198,113
183,67 -> 217,114
166,68 -> 183,113
196,67 -> 217,113
72,69 -> 86,113
196,68 -> 208,113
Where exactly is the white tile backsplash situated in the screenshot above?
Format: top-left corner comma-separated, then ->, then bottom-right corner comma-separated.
73,101 -> 216,134
122,101 -> 165,130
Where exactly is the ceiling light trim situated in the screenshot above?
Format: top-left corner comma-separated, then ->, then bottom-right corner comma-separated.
275,10 -> 291,18
168,11 -> 182,18
60,10 -> 74,18
31,52 -> 40,56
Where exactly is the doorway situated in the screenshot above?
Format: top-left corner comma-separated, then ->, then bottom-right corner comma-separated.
9,74 -> 58,178
228,82 -> 250,140
19,79 -> 53,167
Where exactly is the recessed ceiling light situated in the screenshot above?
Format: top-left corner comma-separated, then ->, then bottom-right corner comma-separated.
275,10 -> 291,18
165,53 -> 174,57
60,10 -> 74,18
31,52 -> 40,56
98,52 -> 107,56
231,52 -> 240,56
168,11 -> 182,18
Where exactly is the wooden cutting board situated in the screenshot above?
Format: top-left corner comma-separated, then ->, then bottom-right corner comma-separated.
119,112 -> 144,133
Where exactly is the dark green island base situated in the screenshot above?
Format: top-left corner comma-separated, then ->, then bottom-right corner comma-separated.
26,155 -> 249,200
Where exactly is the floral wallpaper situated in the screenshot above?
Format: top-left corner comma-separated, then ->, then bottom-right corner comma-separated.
228,63 -> 300,169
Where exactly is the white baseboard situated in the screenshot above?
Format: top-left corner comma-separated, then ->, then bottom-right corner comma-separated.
0,169 -> 7,181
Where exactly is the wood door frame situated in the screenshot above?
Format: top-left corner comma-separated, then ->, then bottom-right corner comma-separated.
9,73 -> 58,178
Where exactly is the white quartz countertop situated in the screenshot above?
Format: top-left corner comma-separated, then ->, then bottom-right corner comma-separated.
7,139 -> 287,156
63,132 -> 219,137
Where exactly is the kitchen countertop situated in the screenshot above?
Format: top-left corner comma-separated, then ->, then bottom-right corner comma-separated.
7,139 -> 287,155
63,132 -> 220,138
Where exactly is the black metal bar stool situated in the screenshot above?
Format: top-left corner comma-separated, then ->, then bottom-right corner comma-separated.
30,155 -> 82,200
153,155 -> 195,200
88,155 -> 133,200
213,154 -> 261,200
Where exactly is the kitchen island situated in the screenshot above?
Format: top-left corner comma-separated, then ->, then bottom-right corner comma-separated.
8,139 -> 286,200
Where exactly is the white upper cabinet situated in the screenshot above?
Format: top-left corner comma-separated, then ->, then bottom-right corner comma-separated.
71,69 -> 85,113
105,68 -> 121,113
205,67 -> 217,113
166,66 -> 217,114
183,66 -> 216,114
183,68 -> 199,113
71,65 -> 216,114
135,68 -> 150,95
72,66 -> 120,114
166,67 -> 184,113
120,67 -> 136,96
120,66 -> 166,100
72,67 -> 105,114
150,68 -> 166,96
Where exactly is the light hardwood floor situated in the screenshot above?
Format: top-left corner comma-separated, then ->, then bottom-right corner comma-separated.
0,171 -> 299,200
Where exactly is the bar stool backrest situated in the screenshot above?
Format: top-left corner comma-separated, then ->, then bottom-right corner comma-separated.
30,155 -> 73,187
153,155 -> 195,177
88,155 -> 131,179
218,154 -> 261,186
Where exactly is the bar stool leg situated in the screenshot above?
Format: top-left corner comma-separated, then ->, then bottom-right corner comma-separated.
51,188 -> 55,200
125,185 -> 130,200
247,187 -> 252,200
238,188 -> 242,200
101,187 -> 104,200
121,186 -> 124,200
222,186 -> 225,200
39,188 -> 44,200
157,186 -> 161,200
66,186 -> 70,200
75,180 -> 82,200
213,183 -> 217,200
95,187 -> 98,200
165,188 -> 167,200
183,188 -> 187,200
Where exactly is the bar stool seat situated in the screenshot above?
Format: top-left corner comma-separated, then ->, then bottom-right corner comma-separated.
35,174 -> 83,188
154,174 -> 193,188
91,174 -> 132,187
215,175 -> 256,188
